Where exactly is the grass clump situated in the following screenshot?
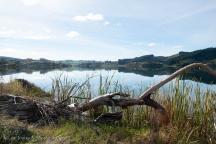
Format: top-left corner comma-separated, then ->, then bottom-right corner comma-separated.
27,120 -> 150,144
0,79 -> 50,97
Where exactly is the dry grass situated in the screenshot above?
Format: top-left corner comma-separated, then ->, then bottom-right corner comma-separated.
0,79 -> 50,97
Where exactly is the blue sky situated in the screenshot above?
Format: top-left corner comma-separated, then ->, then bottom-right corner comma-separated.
0,0 -> 215,60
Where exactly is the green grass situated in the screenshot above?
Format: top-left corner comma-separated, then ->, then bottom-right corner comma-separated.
26,120 -> 150,144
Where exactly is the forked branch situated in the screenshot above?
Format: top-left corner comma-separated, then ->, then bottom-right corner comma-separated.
75,63 -> 216,124
139,63 -> 216,99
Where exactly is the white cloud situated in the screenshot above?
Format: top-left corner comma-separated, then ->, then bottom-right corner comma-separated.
0,28 -> 52,40
72,13 -> 111,26
0,29 -> 16,36
66,31 -> 80,39
72,13 -> 104,22
0,27 -> 52,40
0,47 -> 42,59
21,0 -> 41,6
0,48 -> 18,53
29,35 -> 51,40
43,27 -> 52,33
20,0 -> 60,9
104,21 -> 110,26
147,42 -> 156,47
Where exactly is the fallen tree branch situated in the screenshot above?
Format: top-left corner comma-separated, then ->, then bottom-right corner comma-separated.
139,63 -> 216,99
75,63 -> 216,125
50,63 -> 216,115
77,92 -> 130,111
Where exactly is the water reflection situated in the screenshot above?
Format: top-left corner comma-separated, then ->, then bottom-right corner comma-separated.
1,68 -> 216,96
118,67 -> 216,84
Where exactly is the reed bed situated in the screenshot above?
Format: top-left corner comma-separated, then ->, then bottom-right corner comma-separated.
50,74 -> 216,143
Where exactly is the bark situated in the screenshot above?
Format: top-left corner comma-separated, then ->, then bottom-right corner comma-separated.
0,95 -> 75,123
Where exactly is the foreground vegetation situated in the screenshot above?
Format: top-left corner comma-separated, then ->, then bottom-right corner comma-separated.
0,75 -> 215,144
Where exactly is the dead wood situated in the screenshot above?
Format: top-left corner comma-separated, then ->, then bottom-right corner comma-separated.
0,94 -> 76,123
139,63 -> 216,99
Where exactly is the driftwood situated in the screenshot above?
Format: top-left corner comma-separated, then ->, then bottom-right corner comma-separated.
0,94 -> 75,123
0,63 -> 216,124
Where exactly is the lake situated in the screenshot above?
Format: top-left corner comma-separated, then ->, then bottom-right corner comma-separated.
1,68 -> 216,96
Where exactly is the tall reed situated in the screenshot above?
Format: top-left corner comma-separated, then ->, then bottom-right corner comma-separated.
50,74 -> 216,143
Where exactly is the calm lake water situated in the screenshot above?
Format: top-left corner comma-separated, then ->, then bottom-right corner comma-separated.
1,69 -> 216,96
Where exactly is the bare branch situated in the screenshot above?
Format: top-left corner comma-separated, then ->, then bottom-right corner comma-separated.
139,63 -> 216,99
77,92 -> 130,111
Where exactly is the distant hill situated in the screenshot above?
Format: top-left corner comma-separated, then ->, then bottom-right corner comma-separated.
59,60 -> 118,69
0,57 -> 69,72
118,47 -> 216,70
118,47 -> 216,84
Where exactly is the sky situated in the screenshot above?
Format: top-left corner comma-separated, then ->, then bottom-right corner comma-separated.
0,0 -> 215,60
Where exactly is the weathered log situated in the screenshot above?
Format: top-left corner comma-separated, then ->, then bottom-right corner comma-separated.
0,95 -> 42,122
0,94 -> 76,123
77,92 -> 130,111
